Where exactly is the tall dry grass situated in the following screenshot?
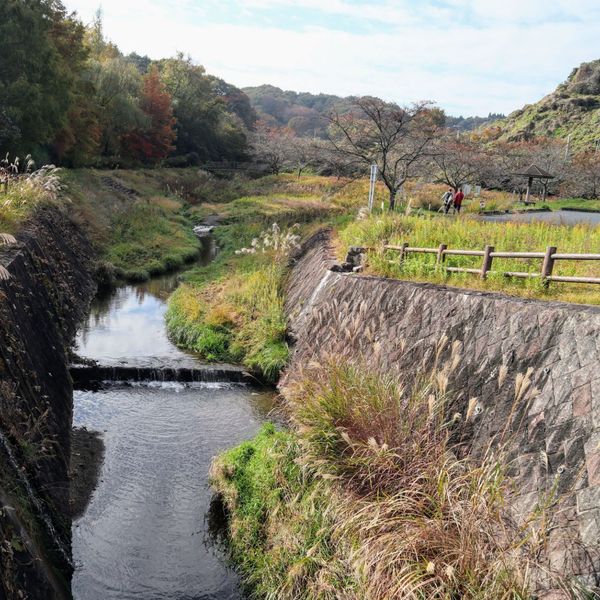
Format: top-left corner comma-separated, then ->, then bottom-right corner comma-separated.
340,212 -> 600,305
283,355 -> 555,599
213,348 -> 589,599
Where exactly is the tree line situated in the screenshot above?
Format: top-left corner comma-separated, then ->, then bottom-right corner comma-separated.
0,1 -> 256,167
1,1 -> 597,202
253,97 -> 600,205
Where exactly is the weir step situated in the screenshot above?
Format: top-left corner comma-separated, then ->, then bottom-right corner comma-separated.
70,360 -> 254,387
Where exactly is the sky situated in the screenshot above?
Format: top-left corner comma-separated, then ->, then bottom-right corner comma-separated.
63,0 -> 600,117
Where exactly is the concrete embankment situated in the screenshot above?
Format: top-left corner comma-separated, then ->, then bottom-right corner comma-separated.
0,209 -> 96,599
284,229 -> 600,590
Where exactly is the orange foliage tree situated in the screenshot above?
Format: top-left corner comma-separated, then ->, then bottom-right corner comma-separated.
125,67 -> 176,163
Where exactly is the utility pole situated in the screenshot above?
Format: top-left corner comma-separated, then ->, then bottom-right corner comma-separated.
368,164 -> 378,212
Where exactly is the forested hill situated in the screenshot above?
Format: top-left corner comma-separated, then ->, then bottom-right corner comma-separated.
493,60 -> 600,149
244,84 -> 502,137
242,85 -> 355,137
0,2 -> 256,168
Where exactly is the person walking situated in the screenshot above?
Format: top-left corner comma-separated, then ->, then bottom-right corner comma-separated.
441,189 -> 454,214
453,188 -> 465,214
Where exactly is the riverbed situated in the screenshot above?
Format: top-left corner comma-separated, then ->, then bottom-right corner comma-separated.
72,262 -> 275,599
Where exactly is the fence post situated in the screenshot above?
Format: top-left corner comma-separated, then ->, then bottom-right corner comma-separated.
481,245 -> 495,280
436,244 -> 447,266
399,242 -> 409,265
541,246 -> 557,288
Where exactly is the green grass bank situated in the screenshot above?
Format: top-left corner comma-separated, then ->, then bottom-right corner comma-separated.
165,175 -> 360,381
339,212 -> 600,305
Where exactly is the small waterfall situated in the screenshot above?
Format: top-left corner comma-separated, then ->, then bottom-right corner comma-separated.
0,429 -> 72,568
70,362 -> 254,387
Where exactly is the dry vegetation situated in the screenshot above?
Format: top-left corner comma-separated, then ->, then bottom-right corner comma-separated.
212,351 -> 585,599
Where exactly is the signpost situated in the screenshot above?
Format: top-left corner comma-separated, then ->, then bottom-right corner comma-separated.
368,164 -> 378,212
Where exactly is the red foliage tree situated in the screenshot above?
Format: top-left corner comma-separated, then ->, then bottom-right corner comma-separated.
125,67 -> 176,163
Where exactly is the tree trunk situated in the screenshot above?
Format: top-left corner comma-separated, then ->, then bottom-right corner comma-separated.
389,189 -> 396,211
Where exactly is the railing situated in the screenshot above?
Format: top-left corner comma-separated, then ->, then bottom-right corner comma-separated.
378,243 -> 600,286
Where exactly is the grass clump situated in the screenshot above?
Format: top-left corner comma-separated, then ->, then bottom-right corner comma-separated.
166,251 -> 290,381
213,355 -> 581,599
105,203 -> 200,281
0,165 -> 63,233
340,212 -> 600,305
211,423 -> 347,599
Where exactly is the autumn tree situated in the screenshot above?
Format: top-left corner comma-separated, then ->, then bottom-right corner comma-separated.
328,97 -> 438,210
49,3 -> 101,165
251,122 -> 295,174
431,135 -> 490,192
124,68 -> 176,163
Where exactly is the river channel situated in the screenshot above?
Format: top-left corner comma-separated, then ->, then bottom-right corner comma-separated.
71,242 -> 275,600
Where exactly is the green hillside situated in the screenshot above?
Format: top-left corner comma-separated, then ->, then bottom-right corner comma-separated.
496,59 -> 600,148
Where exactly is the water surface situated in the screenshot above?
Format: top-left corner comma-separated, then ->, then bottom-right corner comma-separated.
72,238 -> 275,600
484,210 -> 600,226
73,384 -> 274,600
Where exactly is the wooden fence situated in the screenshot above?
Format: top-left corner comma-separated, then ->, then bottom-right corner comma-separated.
378,243 -> 600,286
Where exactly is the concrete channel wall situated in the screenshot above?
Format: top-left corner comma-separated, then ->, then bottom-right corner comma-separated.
0,209 -> 96,599
284,229 -> 600,592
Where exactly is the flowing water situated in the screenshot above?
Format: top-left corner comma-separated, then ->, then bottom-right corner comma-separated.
72,239 -> 276,600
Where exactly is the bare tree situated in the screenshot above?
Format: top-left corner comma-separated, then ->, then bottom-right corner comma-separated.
289,136 -> 318,178
431,135 -> 490,192
327,97 -> 438,210
565,151 -> 600,198
251,121 -> 295,174
487,139 -> 567,200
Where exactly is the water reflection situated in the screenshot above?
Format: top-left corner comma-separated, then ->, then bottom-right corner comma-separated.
77,235 -> 217,363
72,384 -> 275,600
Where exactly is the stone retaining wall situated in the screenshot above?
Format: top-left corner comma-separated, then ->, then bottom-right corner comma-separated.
0,208 -> 96,599
285,229 -> 600,592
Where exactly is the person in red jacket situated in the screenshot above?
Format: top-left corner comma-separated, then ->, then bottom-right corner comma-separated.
453,188 -> 465,214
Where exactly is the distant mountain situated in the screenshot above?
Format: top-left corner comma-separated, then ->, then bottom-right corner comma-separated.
243,85 -> 355,137
494,60 -> 600,149
446,113 -> 504,131
243,84 -> 499,137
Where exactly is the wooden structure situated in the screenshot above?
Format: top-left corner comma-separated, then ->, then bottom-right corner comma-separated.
377,243 -> 600,287
514,164 -> 554,204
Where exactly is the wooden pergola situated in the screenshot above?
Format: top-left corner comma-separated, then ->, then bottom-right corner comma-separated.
514,164 -> 554,204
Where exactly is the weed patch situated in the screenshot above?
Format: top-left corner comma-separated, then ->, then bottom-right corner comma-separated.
213,357 -> 582,599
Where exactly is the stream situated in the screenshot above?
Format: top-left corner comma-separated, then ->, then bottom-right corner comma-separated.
71,239 -> 275,600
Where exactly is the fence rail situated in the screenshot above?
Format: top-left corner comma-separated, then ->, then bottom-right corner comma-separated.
377,243 -> 600,286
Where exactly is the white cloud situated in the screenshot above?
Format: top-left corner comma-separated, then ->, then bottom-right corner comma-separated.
63,0 -> 600,115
